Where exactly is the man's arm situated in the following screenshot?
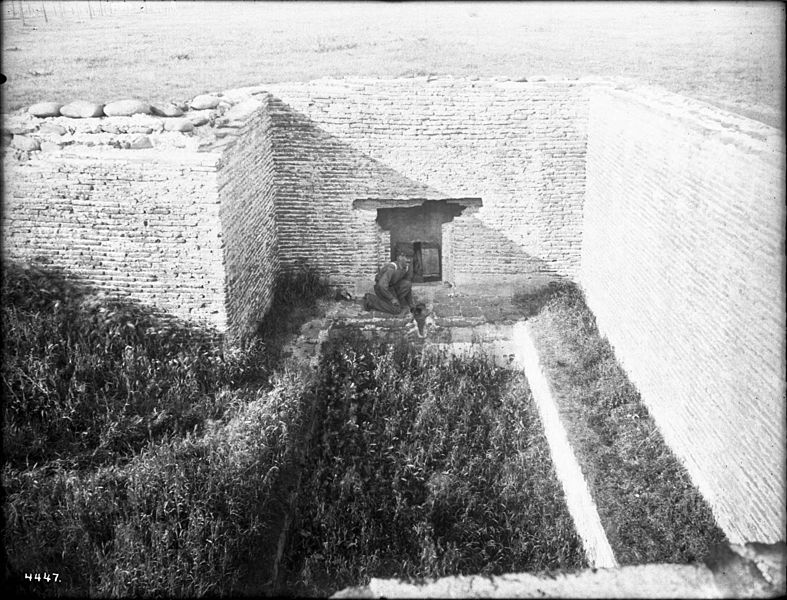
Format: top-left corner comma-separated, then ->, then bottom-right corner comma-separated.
376,265 -> 396,301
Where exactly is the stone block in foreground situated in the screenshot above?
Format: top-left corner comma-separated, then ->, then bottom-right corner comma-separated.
332,542 -> 786,598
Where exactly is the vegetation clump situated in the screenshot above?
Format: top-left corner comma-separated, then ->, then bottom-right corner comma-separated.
524,282 -> 728,564
2,262 -> 269,471
1,261 -> 318,596
280,330 -> 587,596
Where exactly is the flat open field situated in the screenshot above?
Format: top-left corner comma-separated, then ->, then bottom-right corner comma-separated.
2,1 -> 784,128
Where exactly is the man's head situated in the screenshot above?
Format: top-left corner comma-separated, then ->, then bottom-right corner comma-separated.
395,253 -> 411,270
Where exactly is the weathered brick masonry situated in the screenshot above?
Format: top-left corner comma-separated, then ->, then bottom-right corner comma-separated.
2,101 -> 279,336
217,98 -> 278,334
265,78 -> 588,290
3,79 -> 590,322
581,85 -> 786,544
3,145 -> 228,328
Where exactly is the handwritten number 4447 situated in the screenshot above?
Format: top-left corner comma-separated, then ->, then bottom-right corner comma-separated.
25,573 -> 59,583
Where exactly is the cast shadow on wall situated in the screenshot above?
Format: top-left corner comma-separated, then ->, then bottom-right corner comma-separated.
1,259 -> 222,342
266,97 -> 561,286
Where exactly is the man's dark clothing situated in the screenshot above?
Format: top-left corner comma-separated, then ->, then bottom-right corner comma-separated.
364,261 -> 414,314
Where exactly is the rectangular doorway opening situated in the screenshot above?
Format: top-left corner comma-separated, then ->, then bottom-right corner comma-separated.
373,200 -> 475,285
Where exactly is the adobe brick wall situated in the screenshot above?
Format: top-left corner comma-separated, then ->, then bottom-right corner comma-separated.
581,85 -> 786,543
2,98 -> 279,337
217,97 -> 279,336
265,78 -> 589,291
2,146 -> 228,329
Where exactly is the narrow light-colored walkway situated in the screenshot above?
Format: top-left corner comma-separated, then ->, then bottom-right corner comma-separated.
512,321 -> 618,569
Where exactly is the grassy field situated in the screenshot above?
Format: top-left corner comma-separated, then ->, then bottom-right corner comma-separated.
2,1 -> 784,128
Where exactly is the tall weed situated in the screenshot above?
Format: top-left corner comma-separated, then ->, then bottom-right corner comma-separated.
1,260 -> 315,595
280,330 -> 586,596
3,370 -> 309,597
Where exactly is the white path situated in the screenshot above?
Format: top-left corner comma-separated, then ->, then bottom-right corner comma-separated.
512,321 -> 618,569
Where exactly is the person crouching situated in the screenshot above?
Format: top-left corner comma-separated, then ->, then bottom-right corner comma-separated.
363,253 -> 415,314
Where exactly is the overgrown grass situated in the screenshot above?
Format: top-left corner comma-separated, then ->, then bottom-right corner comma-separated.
0,258 -> 730,595
2,261 -> 268,470
1,260 -> 323,596
3,370 -> 309,597
524,283 -> 728,564
280,330 -> 587,597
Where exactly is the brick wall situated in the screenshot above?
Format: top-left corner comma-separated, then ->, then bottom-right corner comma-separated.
2,148 -> 228,329
581,86 -> 786,543
218,96 -> 279,336
265,78 -> 589,291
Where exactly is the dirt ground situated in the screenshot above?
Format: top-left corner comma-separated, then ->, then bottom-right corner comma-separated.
2,1 -> 784,128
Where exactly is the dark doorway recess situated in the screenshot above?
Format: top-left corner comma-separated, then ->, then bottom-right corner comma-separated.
377,200 -> 465,283
393,241 -> 440,282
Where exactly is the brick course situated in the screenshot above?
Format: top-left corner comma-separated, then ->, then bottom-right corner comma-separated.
581,85 -> 786,544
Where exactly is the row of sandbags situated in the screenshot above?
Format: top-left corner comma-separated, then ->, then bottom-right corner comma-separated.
27,94 -> 224,119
